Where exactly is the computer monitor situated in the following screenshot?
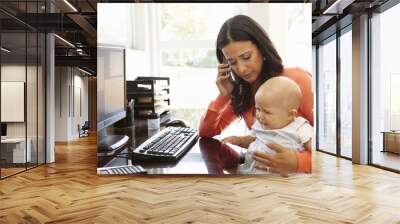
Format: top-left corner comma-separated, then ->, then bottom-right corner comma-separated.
97,46 -> 126,131
1,123 -> 7,138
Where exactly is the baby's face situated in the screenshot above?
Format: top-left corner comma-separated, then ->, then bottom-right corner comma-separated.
255,96 -> 293,130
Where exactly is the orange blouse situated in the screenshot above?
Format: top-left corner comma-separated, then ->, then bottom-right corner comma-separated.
198,67 -> 314,173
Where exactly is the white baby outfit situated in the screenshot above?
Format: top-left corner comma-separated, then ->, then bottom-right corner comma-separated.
238,117 -> 313,174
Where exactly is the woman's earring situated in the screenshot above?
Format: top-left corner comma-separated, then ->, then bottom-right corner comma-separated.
263,57 -> 266,61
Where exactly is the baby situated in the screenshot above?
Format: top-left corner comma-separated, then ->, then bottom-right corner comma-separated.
222,76 -> 313,174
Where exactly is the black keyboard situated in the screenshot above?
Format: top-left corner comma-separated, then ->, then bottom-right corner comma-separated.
132,127 -> 198,162
97,165 -> 147,174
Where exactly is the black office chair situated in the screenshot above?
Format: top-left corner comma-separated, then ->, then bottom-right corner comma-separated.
78,121 -> 90,138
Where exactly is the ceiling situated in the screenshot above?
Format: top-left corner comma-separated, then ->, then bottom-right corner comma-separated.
311,0 -> 390,43
1,0 -> 98,73
0,0 -> 392,75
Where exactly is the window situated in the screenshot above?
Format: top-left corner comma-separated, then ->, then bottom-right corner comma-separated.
156,4 -> 248,130
317,36 -> 337,154
158,4 -> 246,108
0,1 -> 46,179
339,28 -> 352,158
389,74 -> 400,130
371,3 -> 400,171
284,4 -> 312,72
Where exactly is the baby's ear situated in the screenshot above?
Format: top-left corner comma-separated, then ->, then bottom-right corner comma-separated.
289,109 -> 298,118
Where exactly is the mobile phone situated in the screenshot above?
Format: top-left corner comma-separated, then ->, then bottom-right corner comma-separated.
223,57 -> 236,83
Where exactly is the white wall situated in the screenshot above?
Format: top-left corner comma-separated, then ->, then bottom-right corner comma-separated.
73,73 -> 89,137
248,4 -> 288,62
55,67 -> 89,141
248,3 -> 312,72
98,4 -> 148,80
1,82 -> 25,122
98,3 -> 134,48
55,67 -> 68,141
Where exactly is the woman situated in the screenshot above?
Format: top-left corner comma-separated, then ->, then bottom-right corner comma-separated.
199,15 -> 313,175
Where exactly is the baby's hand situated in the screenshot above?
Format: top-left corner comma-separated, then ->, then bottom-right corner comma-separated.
221,136 -> 243,146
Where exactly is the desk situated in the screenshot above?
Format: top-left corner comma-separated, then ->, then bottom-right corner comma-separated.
99,120 -> 243,175
1,138 -> 31,163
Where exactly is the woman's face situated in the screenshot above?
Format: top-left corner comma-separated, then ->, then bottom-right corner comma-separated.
222,40 -> 264,84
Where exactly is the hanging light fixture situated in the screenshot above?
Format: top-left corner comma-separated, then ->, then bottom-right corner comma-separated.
1,47 -> 11,53
63,0 -> 78,12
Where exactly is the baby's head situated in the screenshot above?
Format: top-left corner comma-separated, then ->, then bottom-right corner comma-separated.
255,76 -> 302,129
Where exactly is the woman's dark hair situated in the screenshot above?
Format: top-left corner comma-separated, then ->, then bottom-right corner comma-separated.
216,15 -> 283,115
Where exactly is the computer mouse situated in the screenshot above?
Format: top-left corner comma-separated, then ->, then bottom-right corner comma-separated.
165,119 -> 188,128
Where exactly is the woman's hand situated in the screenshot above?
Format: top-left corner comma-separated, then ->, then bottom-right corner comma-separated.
252,143 -> 298,177
222,135 -> 255,148
216,63 -> 234,96
221,136 -> 243,146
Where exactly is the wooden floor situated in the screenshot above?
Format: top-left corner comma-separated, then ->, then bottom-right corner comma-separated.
1,167 -> 26,178
1,163 -> 46,178
1,135 -> 400,223
372,150 -> 400,171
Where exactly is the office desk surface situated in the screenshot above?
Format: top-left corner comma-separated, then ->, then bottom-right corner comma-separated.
101,121 -> 244,175
133,137 -> 242,175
